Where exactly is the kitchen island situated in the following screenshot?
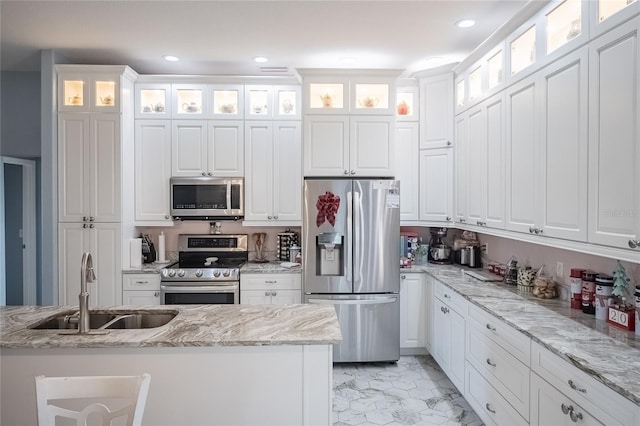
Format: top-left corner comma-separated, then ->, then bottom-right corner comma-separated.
1,304 -> 341,426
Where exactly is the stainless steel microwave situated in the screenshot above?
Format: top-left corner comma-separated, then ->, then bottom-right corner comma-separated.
170,177 -> 243,220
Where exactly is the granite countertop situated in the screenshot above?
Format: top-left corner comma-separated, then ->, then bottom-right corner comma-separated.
0,304 -> 341,349
240,261 -> 302,273
406,263 -> 640,406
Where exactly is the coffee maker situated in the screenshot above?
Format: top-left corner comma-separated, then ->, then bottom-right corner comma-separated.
428,228 -> 452,264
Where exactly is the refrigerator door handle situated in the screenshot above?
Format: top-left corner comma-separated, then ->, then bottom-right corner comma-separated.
307,296 -> 398,305
346,191 -> 353,283
354,189 -> 364,284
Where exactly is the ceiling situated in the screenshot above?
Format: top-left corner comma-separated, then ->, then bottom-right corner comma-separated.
1,0 -> 529,77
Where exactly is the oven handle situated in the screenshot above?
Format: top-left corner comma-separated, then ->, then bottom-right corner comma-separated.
161,284 -> 238,293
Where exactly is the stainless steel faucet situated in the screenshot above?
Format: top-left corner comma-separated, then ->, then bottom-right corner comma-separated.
79,252 -> 96,333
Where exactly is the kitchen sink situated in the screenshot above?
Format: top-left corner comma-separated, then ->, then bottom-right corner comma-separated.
29,310 -> 178,331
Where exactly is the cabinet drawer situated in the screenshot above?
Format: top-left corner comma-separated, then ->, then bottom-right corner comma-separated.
466,321 -> 530,419
122,273 -> 160,291
434,281 -> 466,314
467,302 -> 531,363
465,362 -> 528,426
531,342 -> 637,425
240,273 -> 301,290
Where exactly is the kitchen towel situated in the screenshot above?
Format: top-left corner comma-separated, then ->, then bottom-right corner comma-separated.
130,238 -> 142,268
157,232 -> 166,263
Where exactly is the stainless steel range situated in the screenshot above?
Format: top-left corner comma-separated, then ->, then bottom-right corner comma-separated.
160,234 -> 248,305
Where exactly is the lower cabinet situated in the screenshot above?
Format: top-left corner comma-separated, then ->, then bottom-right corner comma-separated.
432,281 -> 465,392
399,273 -> 427,351
240,273 -> 301,305
122,273 -> 161,305
58,222 -> 121,306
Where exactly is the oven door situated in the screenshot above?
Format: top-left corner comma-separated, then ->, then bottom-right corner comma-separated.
161,283 -> 239,305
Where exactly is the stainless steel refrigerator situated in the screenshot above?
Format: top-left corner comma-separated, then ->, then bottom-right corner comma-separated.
303,178 -> 400,362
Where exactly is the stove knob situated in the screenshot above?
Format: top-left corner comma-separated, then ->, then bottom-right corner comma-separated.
213,270 -> 221,277
195,269 -> 203,278
177,269 -> 185,277
161,269 -> 168,277
223,270 -> 231,277
168,269 -> 176,277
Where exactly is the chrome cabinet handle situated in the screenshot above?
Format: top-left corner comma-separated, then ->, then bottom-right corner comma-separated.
265,280 -> 277,284
459,217 -> 466,223
89,217 -> 95,221
82,224 -> 88,229
89,224 -> 94,228
446,216 -> 451,221
569,409 -> 583,422
165,215 -> 170,219
561,403 -> 571,415
486,324 -> 496,331
568,380 -> 587,393
529,226 -> 535,234
268,216 -> 272,220
629,239 -> 640,249
485,403 -> 495,414
272,291 -> 277,296
444,294 -> 451,299
274,216 -> 278,220
208,172 -> 213,176
135,280 -> 148,284
486,358 -> 496,367
265,291 -> 270,296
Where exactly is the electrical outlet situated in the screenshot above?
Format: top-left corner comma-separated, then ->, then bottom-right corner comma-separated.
556,262 -> 564,279
483,243 -> 489,257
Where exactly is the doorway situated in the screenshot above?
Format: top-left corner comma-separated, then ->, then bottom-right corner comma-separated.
1,157 -> 37,306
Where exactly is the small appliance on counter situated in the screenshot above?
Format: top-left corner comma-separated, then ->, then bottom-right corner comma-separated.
453,231 -> 481,268
140,234 -> 156,264
428,228 -> 452,264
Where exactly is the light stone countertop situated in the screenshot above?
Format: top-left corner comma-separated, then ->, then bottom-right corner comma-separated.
0,304 -> 341,349
240,261 -> 302,273
406,263 -> 640,406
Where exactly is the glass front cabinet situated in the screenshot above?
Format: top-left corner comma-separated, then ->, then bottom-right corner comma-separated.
211,85 -> 244,119
245,85 -> 301,119
172,84 -> 207,118
135,83 -> 171,118
58,73 -> 120,112
396,85 -> 419,121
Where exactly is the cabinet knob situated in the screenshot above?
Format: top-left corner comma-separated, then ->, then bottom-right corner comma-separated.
628,239 -> 640,249
344,170 -> 349,175
202,172 -> 207,176
459,218 -> 466,223
401,275 -> 406,279
446,216 -> 451,221
268,216 -> 273,220
444,293 -> 451,299
272,291 -> 277,296
486,323 -> 496,332
165,215 -> 170,219
83,216 -> 88,222
569,409 -> 583,423
82,224 -> 88,229
529,226 -> 535,234
350,170 -> 356,175
208,172 -> 213,176
486,358 -> 496,367
89,217 -> 95,222
265,291 -> 270,296
485,403 -> 495,414
154,292 -> 160,297
561,403 -> 571,415
89,224 -> 94,229
446,141 -> 452,146
273,216 -> 278,220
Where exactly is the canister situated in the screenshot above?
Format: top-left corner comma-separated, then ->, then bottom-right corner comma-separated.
635,286 -> 640,337
505,259 -> 518,285
594,274 -> 614,320
581,270 -> 597,315
569,268 -> 585,309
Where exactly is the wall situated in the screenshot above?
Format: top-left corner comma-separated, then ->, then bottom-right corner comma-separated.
0,71 -> 41,157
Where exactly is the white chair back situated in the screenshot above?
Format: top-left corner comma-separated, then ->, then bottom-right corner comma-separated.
35,374 -> 151,426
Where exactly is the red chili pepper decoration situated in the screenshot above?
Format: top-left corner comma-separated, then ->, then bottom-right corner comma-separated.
316,191 -> 340,227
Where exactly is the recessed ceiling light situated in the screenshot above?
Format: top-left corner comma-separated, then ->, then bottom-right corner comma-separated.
253,56 -> 269,63
340,57 -> 357,65
456,19 -> 475,28
163,55 -> 179,62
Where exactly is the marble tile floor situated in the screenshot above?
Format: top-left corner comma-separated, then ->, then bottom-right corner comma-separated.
333,355 -> 483,426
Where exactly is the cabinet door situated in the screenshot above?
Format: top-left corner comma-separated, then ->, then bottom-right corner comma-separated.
90,114 -> 121,222
208,121 -> 244,176
485,93 -> 507,229
240,290 -> 272,305
466,105 -> 488,226
88,223 -> 121,306
395,122 -> 420,222
420,73 -> 454,149
245,121 -> 274,221
588,18 -> 640,250
454,114 -> 468,224
349,116 -> 394,177
530,373 -> 603,426
399,273 -> 426,348
58,114 -> 90,222
171,120 -> 208,177
270,289 -> 301,305
134,120 -> 172,223
424,276 -> 435,353
506,74 -> 539,234
540,47 -> 588,241
122,290 -> 161,305
432,297 -> 451,371
273,121 -> 302,222
58,223 -> 88,305
449,307 -> 466,393
303,115 -> 349,176
419,148 -> 453,223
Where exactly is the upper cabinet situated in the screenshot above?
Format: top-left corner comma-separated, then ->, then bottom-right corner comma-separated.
135,83 -> 172,118
419,73 -> 454,149
590,0 -> 640,37
396,84 -> 419,122
245,85 -> 301,120
211,85 -> 244,119
59,68 -> 135,113
172,84 -> 207,118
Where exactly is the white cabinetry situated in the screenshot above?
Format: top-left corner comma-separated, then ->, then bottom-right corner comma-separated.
303,115 -> 394,177
395,122 -> 419,222
134,120 -> 172,224
58,113 -> 121,223
423,275 -> 435,354
420,73 -> 454,149
58,222 -> 121,306
419,148 -> 454,223
588,17 -> 640,251
432,281 -> 465,392
244,121 -> 302,225
240,273 -> 302,305
122,273 -> 161,305
399,273 -> 427,351
171,120 -> 243,177
530,341 -> 638,426
454,114 -> 468,224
